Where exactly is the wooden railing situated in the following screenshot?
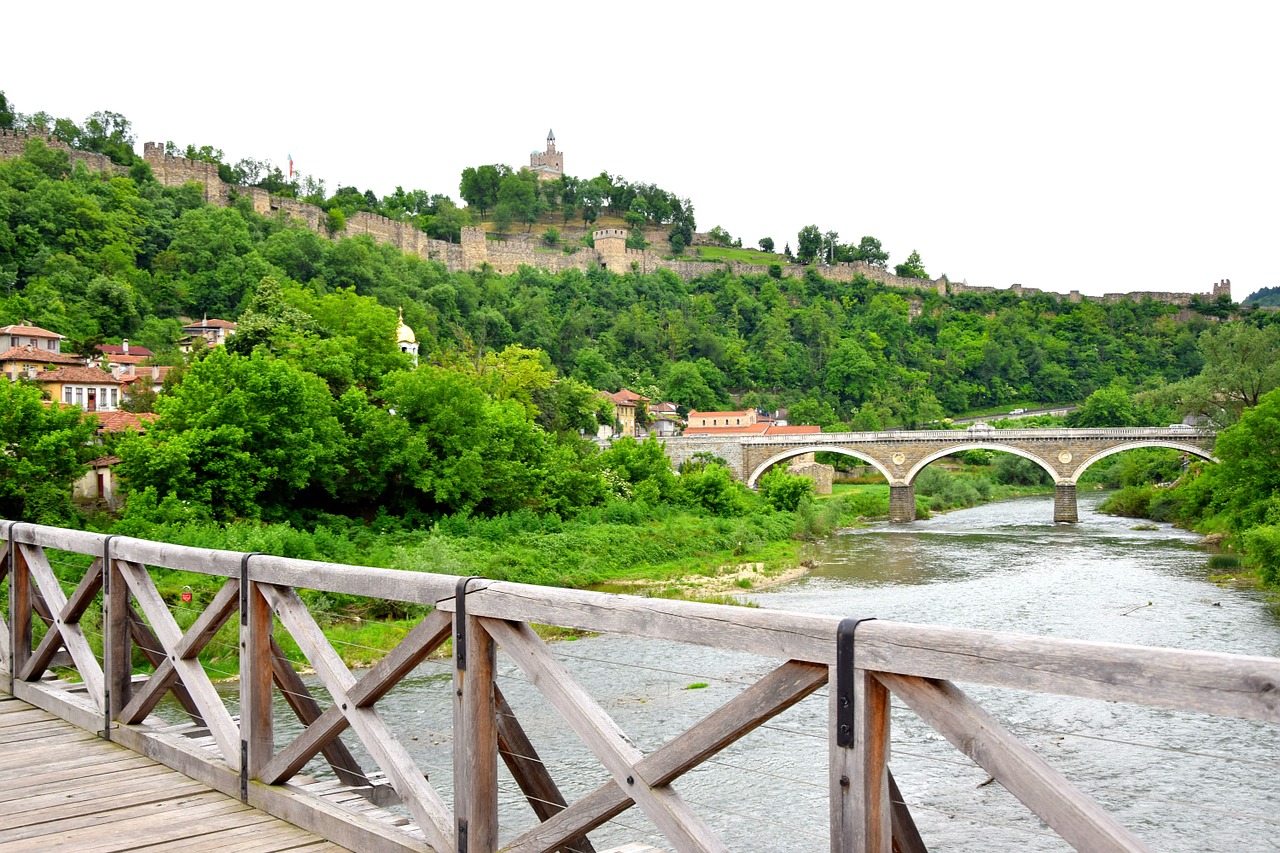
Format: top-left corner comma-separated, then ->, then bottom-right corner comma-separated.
2,519 -> 1278,852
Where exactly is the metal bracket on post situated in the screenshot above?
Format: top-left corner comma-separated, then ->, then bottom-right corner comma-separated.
453,576 -> 484,671
835,617 -> 876,749
456,817 -> 469,853
101,535 -> 116,741
238,551 -> 261,803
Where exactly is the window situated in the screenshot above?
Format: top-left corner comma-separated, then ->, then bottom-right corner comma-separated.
109,388 -> 117,408
74,387 -> 83,407
64,387 -> 73,404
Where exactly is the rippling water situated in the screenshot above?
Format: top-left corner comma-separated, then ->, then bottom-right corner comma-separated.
225,493 -> 1280,851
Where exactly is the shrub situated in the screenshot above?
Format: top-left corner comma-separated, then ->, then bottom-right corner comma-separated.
759,469 -> 814,512
1244,525 -> 1280,586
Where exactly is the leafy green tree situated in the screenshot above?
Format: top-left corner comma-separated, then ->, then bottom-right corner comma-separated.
894,250 -> 928,279
758,237 -> 775,253
1155,323 -> 1280,428
0,90 -> 15,130
0,380 -> 96,523
226,275 -> 317,355
759,468 -> 815,511
459,164 -> 504,214
850,236 -> 889,268
1068,383 -> 1140,427
796,225 -> 823,263
663,361 -> 719,411
542,226 -> 560,247
425,199 -> 468,243
117,348 -> 346,520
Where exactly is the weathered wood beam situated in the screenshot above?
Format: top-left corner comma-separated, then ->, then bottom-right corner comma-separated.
494,683 -> 596,853
268,635 -> 367,788
879,672 -> 1151,853
21,557 -> 102,684
118,560 -> 241,770
454,614 -> 498,852
18,545 -> 103,706
482,617 -> 730,853
259,608 -> 451,785
501,659 -> 827,853
259,583 -> 454,853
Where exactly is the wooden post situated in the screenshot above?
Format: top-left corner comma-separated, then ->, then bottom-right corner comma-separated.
454,610 -> 498,852
104,540 -> 132,723
240,577 -> 274,800
11,536 -> 31,689
831,666 -> 891,853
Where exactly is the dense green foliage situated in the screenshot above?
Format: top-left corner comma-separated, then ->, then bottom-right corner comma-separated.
6,113 -> 1280,593
0,380 -> 97,524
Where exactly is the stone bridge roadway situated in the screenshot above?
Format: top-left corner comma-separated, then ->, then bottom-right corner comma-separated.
660,426 -> 1217,523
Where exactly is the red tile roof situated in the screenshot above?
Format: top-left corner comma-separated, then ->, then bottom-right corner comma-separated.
37,366 -> 123,384
100,344 -> 154,356
687,409 -> 753,419
105,353 -> 150,365
91,411 -> 156,432
85,455 -> 121,467
0,324 -> 63,338
682,423 -> 821,437
183,319 -> 237,330
609,388 -> 649,406
0,345 -> 81,365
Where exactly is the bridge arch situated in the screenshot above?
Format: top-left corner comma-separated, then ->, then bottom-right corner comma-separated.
905,443 -> 1061,485
1066,440 -> 1216,484
745,446 -> 894,488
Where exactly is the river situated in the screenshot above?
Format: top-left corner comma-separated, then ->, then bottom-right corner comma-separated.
236,493 -> 1280,850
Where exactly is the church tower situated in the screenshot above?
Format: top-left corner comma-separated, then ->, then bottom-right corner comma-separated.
529,129 -> 564,181
396,307 -> 419,366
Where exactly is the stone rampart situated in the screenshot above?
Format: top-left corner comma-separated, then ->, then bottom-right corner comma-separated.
0,128 -> 121,176
0,135 -> 1235,306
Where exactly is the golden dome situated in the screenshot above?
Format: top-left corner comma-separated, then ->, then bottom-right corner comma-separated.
396,307 -> 416,345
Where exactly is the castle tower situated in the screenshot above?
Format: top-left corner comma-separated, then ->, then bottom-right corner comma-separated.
529,129 -> 564,181
594,228 -> 627,270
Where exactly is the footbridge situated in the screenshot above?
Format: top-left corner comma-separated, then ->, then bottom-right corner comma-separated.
1,522 -> 1277,852
662,426 -> 1217,522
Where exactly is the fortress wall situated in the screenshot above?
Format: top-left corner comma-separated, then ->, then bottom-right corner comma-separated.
142,142 -> 226,204
0,136 -> 1232,306
0,128 -> 122,176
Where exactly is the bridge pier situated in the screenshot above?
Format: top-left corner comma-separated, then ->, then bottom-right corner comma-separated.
1054,483 -> 1078,523
889,484 -> 916,523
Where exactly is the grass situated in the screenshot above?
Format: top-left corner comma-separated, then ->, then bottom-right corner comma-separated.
693,245 -> 782,266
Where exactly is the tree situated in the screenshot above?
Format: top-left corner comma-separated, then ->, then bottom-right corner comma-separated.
796,225 -> 823,264
663,361 -> 719,411
894,249 -> 929,279
1154,323 -> 1280,428
459,164 -> 504,214
426,198 -> 468,243
0,90 -> 14,130
542,226 -> 560,247
0,380 -> 96,523
850,236 -> 889,268
117,348 -> 346,520
1068,383 -> 1140,427
759,468 -> 814,511
758,237 -> 775,253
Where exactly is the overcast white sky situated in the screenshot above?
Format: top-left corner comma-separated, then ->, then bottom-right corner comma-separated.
5,1 -> 1277,298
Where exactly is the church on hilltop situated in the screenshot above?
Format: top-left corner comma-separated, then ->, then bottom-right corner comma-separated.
527,130 -> 563,181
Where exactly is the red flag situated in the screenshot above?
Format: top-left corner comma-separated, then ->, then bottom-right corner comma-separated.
288,153 -> 293,178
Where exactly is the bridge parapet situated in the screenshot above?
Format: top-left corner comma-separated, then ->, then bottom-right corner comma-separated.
664,427 -> 1216,523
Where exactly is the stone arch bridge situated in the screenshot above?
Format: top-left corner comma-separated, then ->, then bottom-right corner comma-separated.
661,427 -> 1216,523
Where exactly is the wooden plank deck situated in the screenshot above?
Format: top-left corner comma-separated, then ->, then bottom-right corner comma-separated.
0,694 -> 351,852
